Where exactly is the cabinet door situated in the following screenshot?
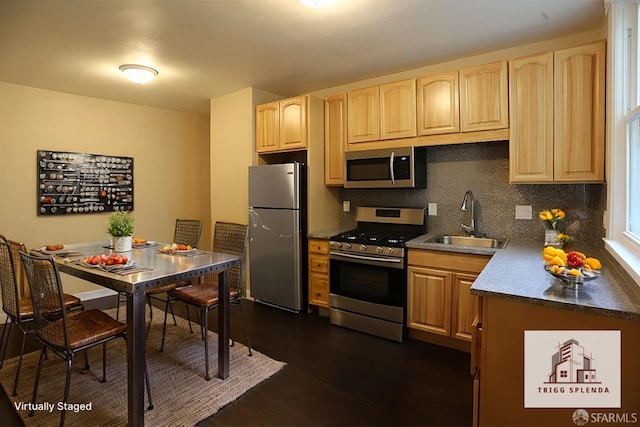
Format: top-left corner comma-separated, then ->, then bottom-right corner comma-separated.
347,86 -> 379,143
509,53 -> 554,183
554,41 -> 605,182
460,61 -> 508,132
324,94 -> 347,185
280,96 -> 307,151
380,79 -> 417,140
417,71 -> 460,135
407,266 -> 451,336
451,272 -> 480,342
256,102 -> 279,153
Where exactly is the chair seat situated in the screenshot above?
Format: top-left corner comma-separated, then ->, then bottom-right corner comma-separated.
145,283 -> 178,296
41,309 -> 126,350
168,285 -> 239,308
15,294 -> 82,320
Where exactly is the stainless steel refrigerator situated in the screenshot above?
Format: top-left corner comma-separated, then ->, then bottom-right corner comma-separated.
248,163 -> 306,313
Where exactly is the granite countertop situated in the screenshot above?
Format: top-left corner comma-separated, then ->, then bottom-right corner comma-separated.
308,227 -> 344,240
406,235 -> 640,320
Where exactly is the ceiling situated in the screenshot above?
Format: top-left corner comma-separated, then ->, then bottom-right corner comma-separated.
0,0 -> 605,115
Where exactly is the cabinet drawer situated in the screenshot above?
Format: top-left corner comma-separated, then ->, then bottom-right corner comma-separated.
309,240 -> 329,254
309,274 -> 329,307
309,255 -> 329,274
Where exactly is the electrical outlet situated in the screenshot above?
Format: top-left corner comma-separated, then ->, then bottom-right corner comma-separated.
515,205 -> 532,220
428,203 -> 437,216
343,201 -> 350,212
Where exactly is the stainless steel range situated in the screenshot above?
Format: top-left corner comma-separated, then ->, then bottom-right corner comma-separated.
329,207 -> 426,342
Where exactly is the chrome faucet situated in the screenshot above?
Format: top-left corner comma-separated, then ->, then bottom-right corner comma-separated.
460,190 -> 476,237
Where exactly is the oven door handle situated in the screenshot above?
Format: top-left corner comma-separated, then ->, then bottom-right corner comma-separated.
331,252 -> 404,269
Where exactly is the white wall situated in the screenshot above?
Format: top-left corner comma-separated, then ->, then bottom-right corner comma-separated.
0,82 -> 210,302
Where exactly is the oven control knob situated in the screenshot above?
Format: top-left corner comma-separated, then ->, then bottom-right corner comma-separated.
360,244 -> 367,252
335,242 -> 343,249
387,247 -> 395,255
377,246 -> 384,254
345,243 -> 352,250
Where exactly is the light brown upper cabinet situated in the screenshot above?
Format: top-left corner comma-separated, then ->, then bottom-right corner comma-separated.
417,71 -> 460,135
347,79 -> 416,144
324,93 -> 347,186
554,41 -> 605,182
256,102 -> 279,153
459,61 -> 509,132
380,79 -> 417,139
509,52 -> 554,182
509,41 -> 605,183
256,96 -> 307,153
347,85 -> 379,143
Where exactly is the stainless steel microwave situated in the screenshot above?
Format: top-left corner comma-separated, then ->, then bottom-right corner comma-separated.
344,147 -> 426,189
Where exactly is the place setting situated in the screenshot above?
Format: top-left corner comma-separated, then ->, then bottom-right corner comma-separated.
34,244 -> 84,259
75,254 -> 153,275
158,243 -> 204,257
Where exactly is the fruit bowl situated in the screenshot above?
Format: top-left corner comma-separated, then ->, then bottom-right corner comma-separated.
544,264 -> 601,289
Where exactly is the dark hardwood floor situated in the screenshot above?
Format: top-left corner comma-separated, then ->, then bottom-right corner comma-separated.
0,298 -> 473,426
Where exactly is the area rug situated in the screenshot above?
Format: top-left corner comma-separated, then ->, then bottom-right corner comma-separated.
0,308 -> 285,426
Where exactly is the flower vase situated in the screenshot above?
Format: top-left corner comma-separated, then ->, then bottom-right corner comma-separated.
112,235 -> 132,252
544,229 -> 563,248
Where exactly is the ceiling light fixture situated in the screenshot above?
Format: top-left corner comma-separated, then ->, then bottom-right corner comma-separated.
119,64 -> 158,84
299,0 -> 340,8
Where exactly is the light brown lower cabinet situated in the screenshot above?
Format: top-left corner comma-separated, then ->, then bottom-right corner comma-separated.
407,249 -> 489,351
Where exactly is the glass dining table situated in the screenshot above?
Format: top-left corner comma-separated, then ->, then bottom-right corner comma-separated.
51,241 -> 240,426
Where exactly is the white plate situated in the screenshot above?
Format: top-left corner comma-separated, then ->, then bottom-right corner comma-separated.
39,246 -> 66,254
173,248 -> 197,255
100,261 -> 135,271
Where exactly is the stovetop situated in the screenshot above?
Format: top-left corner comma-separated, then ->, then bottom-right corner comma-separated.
329,207 -> 426,258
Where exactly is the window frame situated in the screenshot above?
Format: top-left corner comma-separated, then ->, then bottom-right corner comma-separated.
604,0 -> 640,286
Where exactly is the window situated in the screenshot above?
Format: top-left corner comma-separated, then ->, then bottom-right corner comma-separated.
605,1 -> 640,285
628,113 -> 640,240
560,370 -> 568,378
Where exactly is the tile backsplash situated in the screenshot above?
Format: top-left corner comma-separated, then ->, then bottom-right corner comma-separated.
339,141 -> 606,244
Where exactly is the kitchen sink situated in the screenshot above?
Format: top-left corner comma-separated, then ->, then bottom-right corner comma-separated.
423,235 -> 509,249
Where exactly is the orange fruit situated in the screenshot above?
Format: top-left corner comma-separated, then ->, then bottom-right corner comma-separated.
584,257 -> 602,270
548,256 -> 566,266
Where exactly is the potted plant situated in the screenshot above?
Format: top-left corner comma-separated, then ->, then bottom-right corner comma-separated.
107,211 -> 135,252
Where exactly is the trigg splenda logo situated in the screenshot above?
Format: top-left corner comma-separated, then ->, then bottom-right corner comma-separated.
524,331 -> 621,408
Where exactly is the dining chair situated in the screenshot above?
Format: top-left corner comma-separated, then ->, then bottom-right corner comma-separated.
19,251 -> 153,427
0,239 -> 83,397
0,235 -> 29,298
159,221 -> 251,381
116,218 -> 203,330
